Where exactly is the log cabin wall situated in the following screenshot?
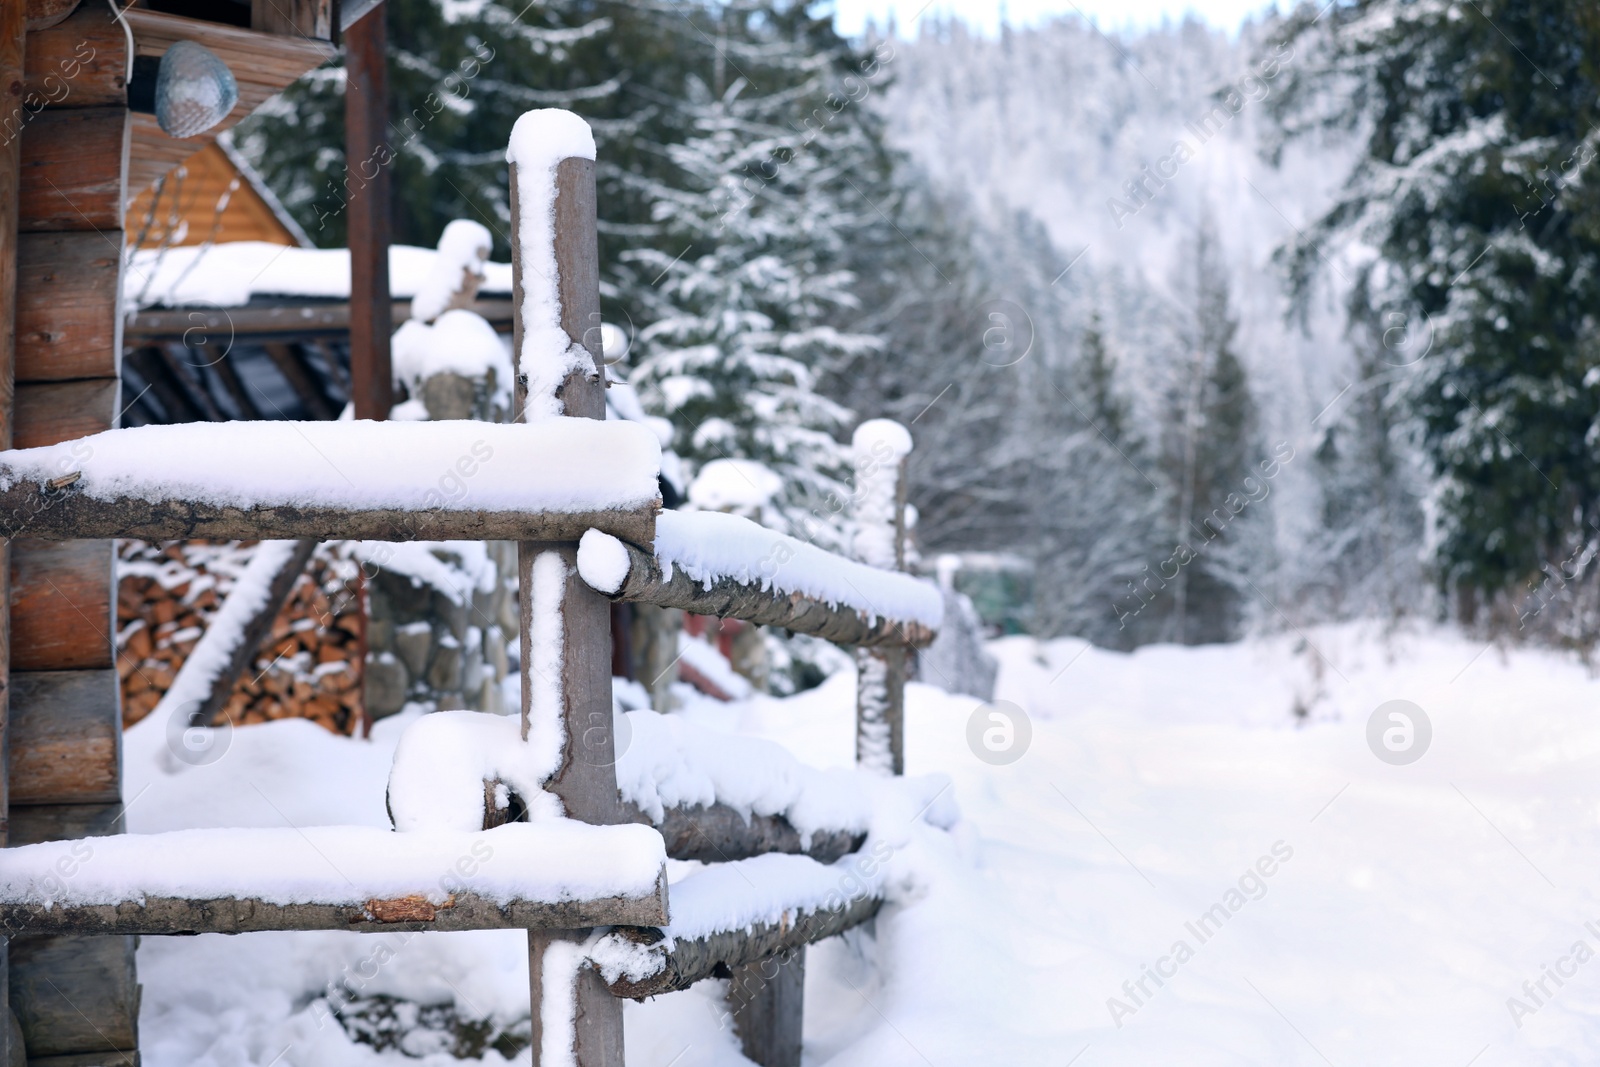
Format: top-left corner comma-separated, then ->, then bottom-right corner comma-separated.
11,4 -> 136,1063
5,3 -> 334,1063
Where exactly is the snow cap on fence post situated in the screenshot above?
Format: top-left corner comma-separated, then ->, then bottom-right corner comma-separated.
851,418 -> 913,571
851,418 -> 913,777
506,108 -> 602,421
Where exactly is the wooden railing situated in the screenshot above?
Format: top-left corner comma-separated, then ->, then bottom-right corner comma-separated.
0,108 -> 942,1067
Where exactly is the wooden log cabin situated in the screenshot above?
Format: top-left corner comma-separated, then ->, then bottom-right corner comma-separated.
1,2 -> 372,1061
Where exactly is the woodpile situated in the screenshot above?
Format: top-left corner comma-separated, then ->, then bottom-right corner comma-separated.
117,540 -> 365,735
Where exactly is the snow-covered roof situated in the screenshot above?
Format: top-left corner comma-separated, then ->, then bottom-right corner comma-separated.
127,241 -> 514,310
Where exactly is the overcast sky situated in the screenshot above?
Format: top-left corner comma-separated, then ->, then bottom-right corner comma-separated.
830,0 -> 1283,37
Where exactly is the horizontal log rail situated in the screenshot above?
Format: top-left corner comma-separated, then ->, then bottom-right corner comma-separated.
598,893 -> 882,999
626,801 -> 866,866
581,535 -> 935,648
124,297 -> 515,343
0,488 -> 656,544
0,880 -> 669,937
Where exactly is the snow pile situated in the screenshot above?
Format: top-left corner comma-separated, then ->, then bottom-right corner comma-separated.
614,709 -> 875,841
385,553 -> 568,829
128,241 -> 513,310
577,510 -> 943,629
687,458 -> 782,514
114,623 -> 1600,1066
0,420 -> 661,514
147,539 -> 305,728
391,309 -> 514,405
387,711 -> 562,831
506,109 -> 598,420
0,822 -> 664,908
409,220 -> 493,324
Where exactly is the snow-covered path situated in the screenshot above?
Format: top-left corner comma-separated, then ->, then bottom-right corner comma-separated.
128,625 -> 1600,1065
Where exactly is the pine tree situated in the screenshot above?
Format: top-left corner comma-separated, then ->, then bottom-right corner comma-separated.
1163,215 -> 1262,644
624,67 -> 880,540
1276,0 -> 1600,619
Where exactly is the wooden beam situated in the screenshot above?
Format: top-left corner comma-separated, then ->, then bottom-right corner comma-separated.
10,540 -> 112,672
2,0 -> 24,447
24,2 -> 84,33
12,378 -> 119,449
343,1 -> 391,420
0,884 -> 669,937
0,486 -> 659,546
14,232 -> 122,382
586,537 -> 935,649
17,107 -> 127,233
192,538 -> 319,727
624,801 -> 864,865
6,670 -> 120,806
263,341 -> 338,420
22,1 -> 125,108
252,0 -> 333,39
124,345 -> 202,422
602,895 -> 882,999
728,947 -> 804,1067
8,803 -> 122,846
552,157 -> 604,418
0,7 -> 22,1063
155,344 -> 225,422
204,345 -> 263,419
125,297 -> 515,342
8,936 -> 136,1058
514,124 -> 625,1067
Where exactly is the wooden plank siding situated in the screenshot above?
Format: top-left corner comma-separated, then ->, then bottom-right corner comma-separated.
14,232 -> 122,382
12,379 -> 119,449
9,541 -> 113,672
16,107 -> 128,234
6,6 -> 348,1064
124,143 -> 306,250
11,5 -> 136,1063
20,1 -> 126,109
1,2 -> 24,1061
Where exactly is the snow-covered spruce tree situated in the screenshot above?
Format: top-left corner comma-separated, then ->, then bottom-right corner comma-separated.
1306,281 -> 1429,626
1274,0 -> 1600,630
1159,214 -> 1265,645
1029,309 -> 1173,649
233,0 -> 703,254
624,71 -> 880,542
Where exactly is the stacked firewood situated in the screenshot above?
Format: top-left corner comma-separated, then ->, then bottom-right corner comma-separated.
117,540 -> 366,735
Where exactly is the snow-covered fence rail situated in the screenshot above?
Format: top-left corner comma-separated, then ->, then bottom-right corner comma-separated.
621,801 -> 865,864
0,824 -> 669,936
597,893 -> 883,998
0,419 -> 662,544
575,510 -> 942,649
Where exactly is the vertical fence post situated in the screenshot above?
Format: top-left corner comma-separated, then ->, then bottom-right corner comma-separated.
344,0 -> 393,420
508,113 -> 625,1067
852,420 -> 913,776
0,4 -> 22,1061
726,946 -> 805,1067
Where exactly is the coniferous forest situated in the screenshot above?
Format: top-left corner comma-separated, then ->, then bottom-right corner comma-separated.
236,0 -> 1600,651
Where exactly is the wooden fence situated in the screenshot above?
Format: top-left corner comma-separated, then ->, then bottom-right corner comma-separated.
0,107 -> 938,1067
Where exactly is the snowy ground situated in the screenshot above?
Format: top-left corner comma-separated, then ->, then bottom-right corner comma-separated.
124,623 -> 1600,1065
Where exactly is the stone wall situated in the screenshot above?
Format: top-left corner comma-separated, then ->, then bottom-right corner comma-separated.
362,542 -> 517,719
